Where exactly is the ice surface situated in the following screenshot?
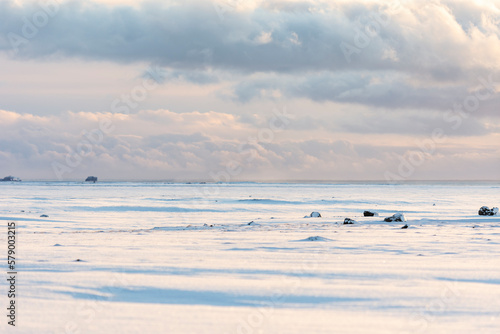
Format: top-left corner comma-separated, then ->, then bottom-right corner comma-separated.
0,181 -> 499,333
294,236 -> 333,242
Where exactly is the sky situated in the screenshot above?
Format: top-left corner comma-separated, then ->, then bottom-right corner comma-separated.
0,0 -> 499,181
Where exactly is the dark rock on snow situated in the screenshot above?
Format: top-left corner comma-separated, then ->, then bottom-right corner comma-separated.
343,218 -> 356,224
384,213 -> 406,222
85,176 -> 98,183
306,212 -> 321,218
1,176 -> 21,182
363,210 -> 379,217
478,206 -> 498,216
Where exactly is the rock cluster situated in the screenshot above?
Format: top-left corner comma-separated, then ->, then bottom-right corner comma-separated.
478,206 -> 498,216
1,176 -> 21,182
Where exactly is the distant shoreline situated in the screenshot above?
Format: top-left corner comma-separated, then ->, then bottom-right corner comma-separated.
2,180 -> 499,185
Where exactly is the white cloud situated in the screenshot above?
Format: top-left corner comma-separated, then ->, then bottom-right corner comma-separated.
1,108 -> 499,181
255,31 -> 273,44
1,0 -> 500,110
1,0 -> 500,180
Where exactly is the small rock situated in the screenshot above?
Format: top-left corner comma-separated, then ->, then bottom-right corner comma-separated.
343,218 -> 356,224
401,224 -> 409,229
363,211 -> 379,217
384,213 -> 406,222
85,176 -> 98,183
247,221 -> 254,225
40,214 -> 49,218
478,206 -> 499,216
305,212 -> 321,218
75,259 -> 82,262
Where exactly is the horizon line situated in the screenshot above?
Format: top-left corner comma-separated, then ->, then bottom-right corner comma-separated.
3,179 -> 500,184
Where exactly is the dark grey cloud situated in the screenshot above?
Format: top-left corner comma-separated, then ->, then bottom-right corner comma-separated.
225,71 -> 500,116
1,0 -> 498,75
1,0 -> 499,121
159,69 -> 221,85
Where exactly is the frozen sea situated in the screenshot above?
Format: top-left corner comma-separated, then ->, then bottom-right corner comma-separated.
1,181 -> 499,333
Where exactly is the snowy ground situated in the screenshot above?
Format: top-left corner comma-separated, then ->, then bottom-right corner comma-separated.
1,182 -> 499,333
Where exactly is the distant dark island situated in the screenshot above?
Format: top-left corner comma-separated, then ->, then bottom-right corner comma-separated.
85,176 -> 98,183
1,176 -> 21,182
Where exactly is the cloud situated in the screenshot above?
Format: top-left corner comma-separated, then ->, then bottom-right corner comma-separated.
235,71 -> 500,115
0,108 -> 499,181
1,0 -> 500,111
1,0 -> 500,73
